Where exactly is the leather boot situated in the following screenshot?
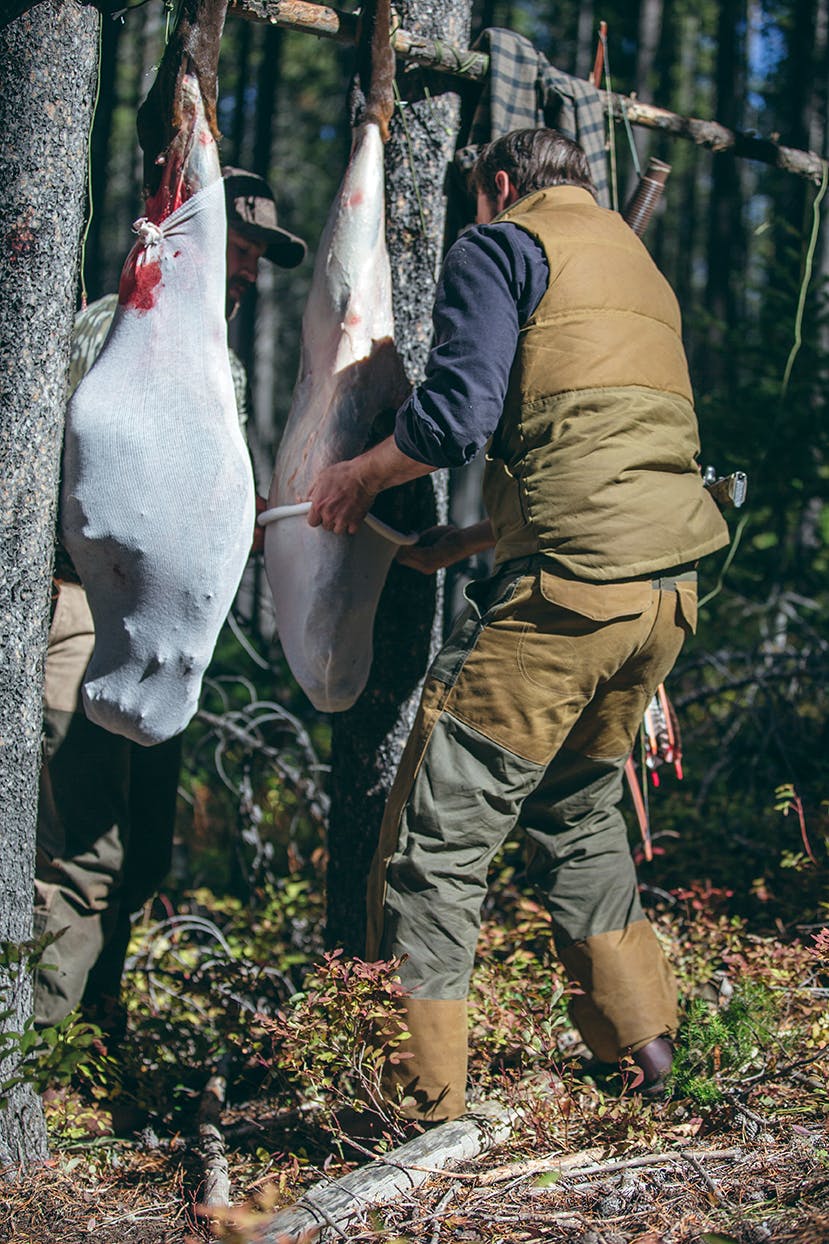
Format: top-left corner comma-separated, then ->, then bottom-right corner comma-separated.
630,1036 -> 674,1096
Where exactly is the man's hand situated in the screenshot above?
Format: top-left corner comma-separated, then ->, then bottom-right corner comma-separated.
397,525 -> 465,574
307,458 -> 376,535
306,435 -> 437,536
397,519 -> 495,574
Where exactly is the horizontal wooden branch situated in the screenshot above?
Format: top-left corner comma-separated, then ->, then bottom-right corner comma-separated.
613,95 -> 825,183
229,0 -> 826,183
475,1143 -> 743,1189
230,0 -> 490,77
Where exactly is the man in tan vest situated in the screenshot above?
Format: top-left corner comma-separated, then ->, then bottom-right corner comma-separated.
307,129 -> 728,1122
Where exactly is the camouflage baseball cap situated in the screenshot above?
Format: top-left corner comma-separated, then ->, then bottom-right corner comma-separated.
222,167 -> 307,269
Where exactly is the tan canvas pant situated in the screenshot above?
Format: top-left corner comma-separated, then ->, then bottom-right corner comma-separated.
367,560 -> 697,1121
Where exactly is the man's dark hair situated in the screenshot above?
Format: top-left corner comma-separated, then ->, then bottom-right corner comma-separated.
471,128 -> 596,206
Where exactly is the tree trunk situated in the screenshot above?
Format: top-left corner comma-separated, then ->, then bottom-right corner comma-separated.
0,0 -> 99,1171
636,0 -> 663,104
575,0 -> 596,80
229,18 -> 253,163
87,12 -> 150,300
622,0 -> 664,202
236,25 -> 284,401
83,10 -> 122,304
671,9 -> 702,364
703,0 -> 746,395
811,0 -> 829,354
238,25 -> 284,637
326,0 -> 471,954
133,4 -> 164,195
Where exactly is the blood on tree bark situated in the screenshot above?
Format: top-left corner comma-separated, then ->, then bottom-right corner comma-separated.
325,0 -> 472,954
0,0 -> 99,1170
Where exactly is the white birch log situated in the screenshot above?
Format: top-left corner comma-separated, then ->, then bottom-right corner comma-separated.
198,1074 -> 231,1210
255,1101 -> 513,1243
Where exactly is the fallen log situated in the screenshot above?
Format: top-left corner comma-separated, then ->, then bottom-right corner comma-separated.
255,1100 -> 513,1243
229,0 -> 827,184
198,1073 -> 231,1210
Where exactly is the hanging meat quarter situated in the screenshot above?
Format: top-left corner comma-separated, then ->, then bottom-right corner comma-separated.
60,0 -> 254,746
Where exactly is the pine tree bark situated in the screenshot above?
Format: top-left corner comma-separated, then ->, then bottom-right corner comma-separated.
0,0 -> 99,1171
326,0 -> 471,954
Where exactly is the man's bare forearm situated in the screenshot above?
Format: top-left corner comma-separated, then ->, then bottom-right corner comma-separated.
357,435 -> 437,491
397,518 -> 495,574
456,518 -> 495,557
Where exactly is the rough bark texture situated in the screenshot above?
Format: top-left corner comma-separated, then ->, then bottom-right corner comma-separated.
325,0 -> 470,955
0,0 -> 99,1171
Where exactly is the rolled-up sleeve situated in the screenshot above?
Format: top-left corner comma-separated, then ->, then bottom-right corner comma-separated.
394,223 -> 549,469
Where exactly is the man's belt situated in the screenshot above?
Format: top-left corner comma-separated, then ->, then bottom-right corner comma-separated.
650,570 -> 697,591
497,553 -> 698,589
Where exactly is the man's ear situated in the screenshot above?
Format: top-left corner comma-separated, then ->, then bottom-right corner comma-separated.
494,170 -> 520,213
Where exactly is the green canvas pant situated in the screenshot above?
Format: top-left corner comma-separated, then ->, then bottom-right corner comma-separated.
34,582 -> 180,1027
366,559 -> 697,1121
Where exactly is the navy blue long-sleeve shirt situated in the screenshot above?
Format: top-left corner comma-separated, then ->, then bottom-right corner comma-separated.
394,222 -> 550,469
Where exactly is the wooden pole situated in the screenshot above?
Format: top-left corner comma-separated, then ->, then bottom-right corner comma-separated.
230,0 -> 827,183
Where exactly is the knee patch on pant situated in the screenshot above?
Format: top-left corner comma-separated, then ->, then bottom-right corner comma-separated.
560,919 -> 677,1063
383,998 -> 468,1122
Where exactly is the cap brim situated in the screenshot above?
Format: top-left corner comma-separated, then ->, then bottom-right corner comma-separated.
233,220 -> 307,269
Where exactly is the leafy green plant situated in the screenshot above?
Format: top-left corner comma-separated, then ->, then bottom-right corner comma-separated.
113,881 -> 324,1119
468,863 -> 573,1086
253,951 -> 412,1125
774,783 -> 819,866
0,936 -> 107,1104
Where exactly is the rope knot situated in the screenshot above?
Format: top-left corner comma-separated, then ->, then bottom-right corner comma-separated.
132,217 -> 164,250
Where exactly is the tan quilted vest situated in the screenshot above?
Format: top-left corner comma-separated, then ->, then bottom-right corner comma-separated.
482,186 -> 728,578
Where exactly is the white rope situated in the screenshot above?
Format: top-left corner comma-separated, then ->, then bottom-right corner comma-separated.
259,502 -> 312,523
132,216 -> 164,249
258,500 -> 418,547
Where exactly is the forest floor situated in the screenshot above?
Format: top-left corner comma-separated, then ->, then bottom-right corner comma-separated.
2,868 -> 828,1244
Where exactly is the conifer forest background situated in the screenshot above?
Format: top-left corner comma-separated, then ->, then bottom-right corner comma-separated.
2,0 -> 829,1239
84,0 -> 828,929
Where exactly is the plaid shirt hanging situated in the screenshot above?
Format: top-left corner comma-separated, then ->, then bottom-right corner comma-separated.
456,27 -> 610,210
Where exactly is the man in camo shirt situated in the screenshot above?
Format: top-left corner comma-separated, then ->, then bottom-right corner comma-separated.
34,169 -> 306,1039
